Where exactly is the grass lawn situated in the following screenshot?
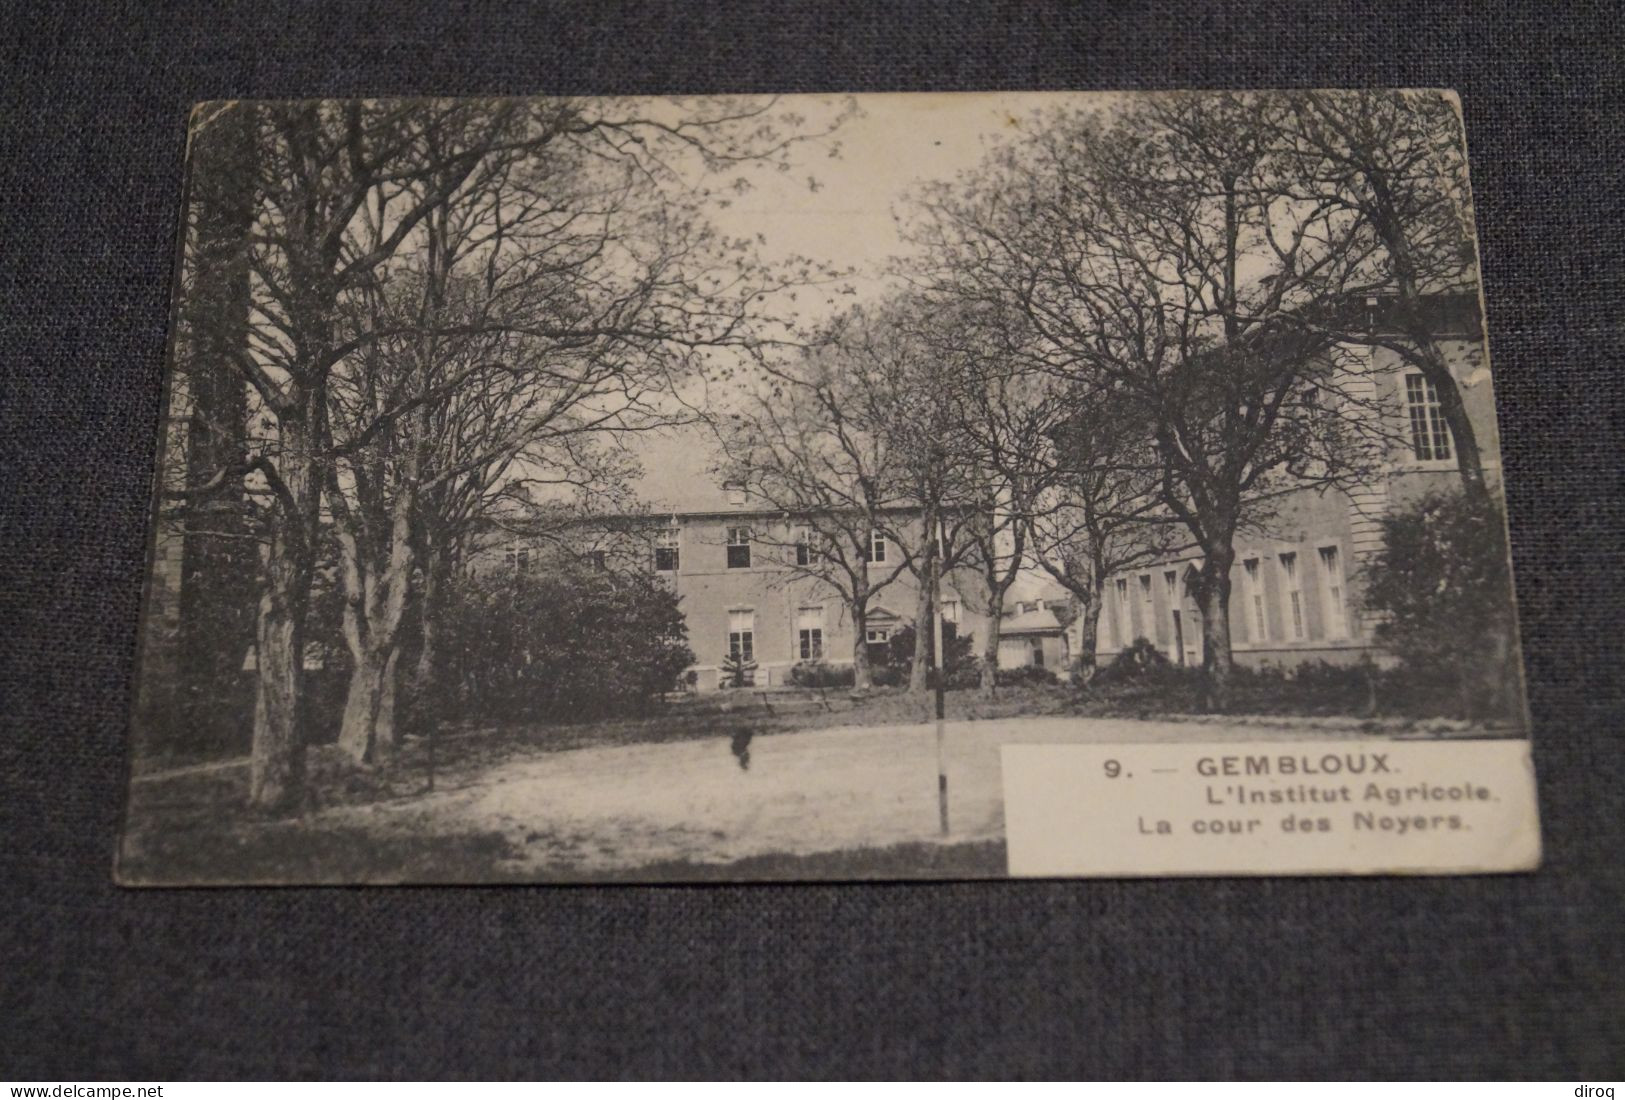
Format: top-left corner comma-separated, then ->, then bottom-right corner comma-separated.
119,680 -> 1501,885
127,680 -> 1088,789
120,684 -> 1057,885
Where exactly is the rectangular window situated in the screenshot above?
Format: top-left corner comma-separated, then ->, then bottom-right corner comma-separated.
1139,574 -> 1154,638
588,549 -> 607,570
941,599 -> 960,624
1243,558 -> 1268,643
797,606 -> 824,660
861,530 -> 887,564
515,548 -> 530,573
654,528 -> 679,572
726,525 -> 752,569
1405,373 -> 1453,462
1115,578 -> 1131,645
728,609 -> 755,663
1318,545 -> 1347,639
866,627 -> 890,644
1163,570 -> 1182,662
794,526 -> 816,567
1279,552 -> 1305,640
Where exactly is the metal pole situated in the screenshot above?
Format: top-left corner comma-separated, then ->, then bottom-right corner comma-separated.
933,515 -> 948,836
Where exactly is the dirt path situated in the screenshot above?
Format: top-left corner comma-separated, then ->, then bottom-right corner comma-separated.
318,713 -> 1366,876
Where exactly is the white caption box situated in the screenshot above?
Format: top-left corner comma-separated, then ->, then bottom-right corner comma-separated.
1002,739 -> 1541,877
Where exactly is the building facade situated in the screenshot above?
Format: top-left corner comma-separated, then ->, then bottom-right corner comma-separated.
658,509 -> 983,690
475,298 -> 1500,686
1088,304 -> 1499,671
480,494 -> 987,692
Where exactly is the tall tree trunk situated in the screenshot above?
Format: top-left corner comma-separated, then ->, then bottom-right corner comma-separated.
909,560 -> 934,696
251,557 -> 306,812
339,641 -> 402,762
403,536 -> 449,742
850,601 -> 872,691
976,516 -> 1025,698
377,646 -> 400,741
331,435 -> 418,765
1074,587 -> 1104,683
410,612 -> 438,733
335,512 -> 415,764
1192,545 -> 1237,712
248,412 -> 318,813
979,585 -> 1006,698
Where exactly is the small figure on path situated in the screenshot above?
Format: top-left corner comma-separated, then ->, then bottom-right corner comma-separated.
729,726 -> 754,771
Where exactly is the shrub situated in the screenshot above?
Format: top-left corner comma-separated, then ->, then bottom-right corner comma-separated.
876,622 -> 978,688
789,661 -> 855,689
1092,638 -> 1171,685
1369,662 -> 1471,719
995,664 -> 1058,687
871,665 -> 906,688
1360,490 -> 1520,721
1083,640 -> 1205,711
446,562 -> 695,724
1224,660 -> 1371,716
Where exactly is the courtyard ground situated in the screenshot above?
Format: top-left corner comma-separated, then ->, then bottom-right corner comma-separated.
119,695 -> 1482,884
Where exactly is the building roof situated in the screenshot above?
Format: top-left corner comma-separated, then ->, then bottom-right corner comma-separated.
1000,606 -> 1066,636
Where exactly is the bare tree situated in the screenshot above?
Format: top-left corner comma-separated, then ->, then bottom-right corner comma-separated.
905,93 -> 1392,705
320,118 -> 717,763
1024,388 -> 1186,681
230,100 -> 502,809
181,97 -> 846,807
1277,89 -> 1490,504
718,338 -> 917,691
908,298 -> 1054,696
818,301 -> 985,695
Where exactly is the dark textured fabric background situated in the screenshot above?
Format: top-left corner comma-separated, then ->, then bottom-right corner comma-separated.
3,0 -> 1623,1080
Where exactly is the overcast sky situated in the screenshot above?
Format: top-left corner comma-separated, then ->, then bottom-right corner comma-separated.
631,91 -> 1107,513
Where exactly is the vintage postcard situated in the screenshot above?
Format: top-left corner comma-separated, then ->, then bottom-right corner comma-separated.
119,91 -> 1539,884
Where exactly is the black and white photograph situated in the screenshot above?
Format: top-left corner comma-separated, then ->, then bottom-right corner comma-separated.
118,90 -> 1538,885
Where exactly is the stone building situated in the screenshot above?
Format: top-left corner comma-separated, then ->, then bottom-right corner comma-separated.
1088,294 -> 1498,670
477,476 -> 987,691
